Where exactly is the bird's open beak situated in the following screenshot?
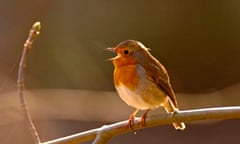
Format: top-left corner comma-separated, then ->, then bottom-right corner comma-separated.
105,47 -> 115,52
105,47 -> 118,61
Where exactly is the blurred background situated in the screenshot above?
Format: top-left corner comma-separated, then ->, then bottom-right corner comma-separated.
0,0 -> 240,143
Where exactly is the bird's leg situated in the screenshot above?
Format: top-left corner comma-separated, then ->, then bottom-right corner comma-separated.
138,109 -> 150,127
128,109 -> 139,129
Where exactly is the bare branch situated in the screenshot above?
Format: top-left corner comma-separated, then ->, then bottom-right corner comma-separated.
17,21 -> 41,144
43,106 -> 240,144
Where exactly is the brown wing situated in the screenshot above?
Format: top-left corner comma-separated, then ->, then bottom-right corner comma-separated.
154,76 -> 178,107
142,53 -> 179,107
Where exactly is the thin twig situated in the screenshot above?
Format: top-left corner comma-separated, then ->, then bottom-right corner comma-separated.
43,106 -> 240,144
17,21 -> 41,144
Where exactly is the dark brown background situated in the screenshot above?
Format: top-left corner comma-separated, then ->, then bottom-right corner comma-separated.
0,0 -> 240,144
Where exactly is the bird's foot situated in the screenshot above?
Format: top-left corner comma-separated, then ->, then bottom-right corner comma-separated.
138,115 -> 146,128
138,109 -> 150,128
128,114 -> 135,129
127,109 -> 140,129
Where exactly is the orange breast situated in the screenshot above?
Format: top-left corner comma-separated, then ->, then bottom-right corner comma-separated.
114,64 -> 139,90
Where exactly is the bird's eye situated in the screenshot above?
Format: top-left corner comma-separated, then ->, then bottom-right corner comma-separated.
123,50 -> 129,54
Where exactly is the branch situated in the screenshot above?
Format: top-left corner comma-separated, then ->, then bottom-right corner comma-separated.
17,21 -> 41,144
43,106 -> 240,144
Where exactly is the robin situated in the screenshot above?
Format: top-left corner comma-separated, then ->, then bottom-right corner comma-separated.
106,40 -> 185,130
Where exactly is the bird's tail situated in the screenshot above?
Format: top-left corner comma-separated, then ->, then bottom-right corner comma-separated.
164,99 -> 186,130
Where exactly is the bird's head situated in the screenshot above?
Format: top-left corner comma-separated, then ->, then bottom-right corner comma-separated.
106,40 -> 151,67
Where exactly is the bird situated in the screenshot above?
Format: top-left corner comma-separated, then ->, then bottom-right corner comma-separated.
106,40 -> 185,130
